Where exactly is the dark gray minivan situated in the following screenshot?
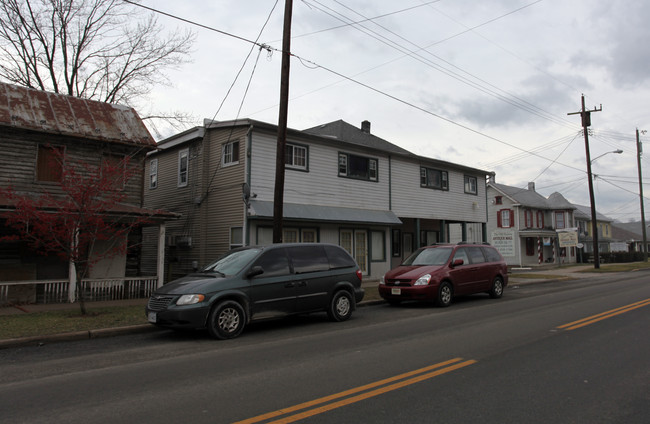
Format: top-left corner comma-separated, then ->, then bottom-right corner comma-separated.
146,243 -> 364,339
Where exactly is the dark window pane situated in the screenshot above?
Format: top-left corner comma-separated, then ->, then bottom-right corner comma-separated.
288,246 -> 329,273
252,249 -> 290,277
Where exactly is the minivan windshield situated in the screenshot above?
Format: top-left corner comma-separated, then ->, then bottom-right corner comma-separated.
203,248 -> 261,276
402,247 -> 453,266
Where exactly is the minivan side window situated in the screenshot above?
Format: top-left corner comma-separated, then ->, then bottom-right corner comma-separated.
251,249 -> 291,278
324,245 -> 356,269
467,246 -> 486,264
288,246 -> 330,273
482,247 -> 502,263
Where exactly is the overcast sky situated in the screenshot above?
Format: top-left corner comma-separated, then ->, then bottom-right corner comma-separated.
143,0 -> 650,223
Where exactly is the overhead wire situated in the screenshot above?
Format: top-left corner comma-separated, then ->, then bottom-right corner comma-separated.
303,0 -> 578,131
125,0 -> 587,176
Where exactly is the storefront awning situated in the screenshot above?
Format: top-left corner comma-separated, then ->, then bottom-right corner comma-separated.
248,200 -> 402,225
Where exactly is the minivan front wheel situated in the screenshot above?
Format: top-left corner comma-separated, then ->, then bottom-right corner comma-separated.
328,290 -> 353,322
489,276 -> 504,299
436,281 -> 453,307
208,300 -> 246,339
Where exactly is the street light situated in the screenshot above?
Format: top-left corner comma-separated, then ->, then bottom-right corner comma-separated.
591,149 -> 623,163
587,148 -> 622,269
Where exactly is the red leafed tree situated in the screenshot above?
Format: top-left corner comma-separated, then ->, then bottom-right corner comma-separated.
0,147 -> 152,314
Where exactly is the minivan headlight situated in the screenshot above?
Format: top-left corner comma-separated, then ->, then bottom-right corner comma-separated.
176,294 -> 205,305
414,274 -> 432,286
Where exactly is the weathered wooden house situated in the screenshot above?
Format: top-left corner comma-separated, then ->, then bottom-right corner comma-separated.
0,82 -> 175,304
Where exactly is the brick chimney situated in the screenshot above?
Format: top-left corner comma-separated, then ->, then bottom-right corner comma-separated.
528,182 -> 535,191
361,120 -> 371,133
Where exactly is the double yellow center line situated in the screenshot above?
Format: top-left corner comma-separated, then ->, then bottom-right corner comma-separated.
557,298 -> 650,331
233,358 -> 477,424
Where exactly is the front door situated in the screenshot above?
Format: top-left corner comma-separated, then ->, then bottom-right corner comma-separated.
341,229 -> 368,274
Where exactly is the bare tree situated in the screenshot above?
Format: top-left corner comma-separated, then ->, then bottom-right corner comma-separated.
0,0 -> 196,132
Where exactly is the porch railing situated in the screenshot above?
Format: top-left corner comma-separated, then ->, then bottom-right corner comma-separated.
0,276 -> 158,306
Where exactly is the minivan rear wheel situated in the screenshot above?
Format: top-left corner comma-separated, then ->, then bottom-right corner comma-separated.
436,281 -> 453,307
328,290 -> 353,322
208,300 -> 246,339
489,276 -> 504,299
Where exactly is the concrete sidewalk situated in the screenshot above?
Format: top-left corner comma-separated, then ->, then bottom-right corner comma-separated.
0,265 -> 593,348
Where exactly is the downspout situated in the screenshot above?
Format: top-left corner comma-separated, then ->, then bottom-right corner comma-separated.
484,175 -> 489,242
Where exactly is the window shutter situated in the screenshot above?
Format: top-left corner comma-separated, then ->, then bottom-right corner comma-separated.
509,209 -> 514,228
497,210 -> 503,228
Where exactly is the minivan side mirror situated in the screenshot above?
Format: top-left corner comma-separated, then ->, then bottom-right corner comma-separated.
451,258 -> 464,267
246,266 -> 264,278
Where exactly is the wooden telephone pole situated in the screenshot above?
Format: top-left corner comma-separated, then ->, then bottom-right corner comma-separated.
568,95 -> 602,268
636,128 -> 648,261
273,0 -> 293,243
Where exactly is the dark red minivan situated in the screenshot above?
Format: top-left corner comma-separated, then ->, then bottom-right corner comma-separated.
378,243 -> 508,307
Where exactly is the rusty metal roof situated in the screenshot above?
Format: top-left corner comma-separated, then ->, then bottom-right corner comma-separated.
0,83 -> 155,149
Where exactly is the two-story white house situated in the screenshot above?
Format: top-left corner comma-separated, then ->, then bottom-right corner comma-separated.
142,118 -> 490,281
487,179 -> 577,267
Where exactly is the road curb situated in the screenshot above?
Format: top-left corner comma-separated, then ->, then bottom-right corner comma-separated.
0,324 -> 159,349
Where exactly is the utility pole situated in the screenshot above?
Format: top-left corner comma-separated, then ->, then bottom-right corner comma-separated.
636,128 -> 648,261
273,0 -> 293,243
568,94 -> 602,268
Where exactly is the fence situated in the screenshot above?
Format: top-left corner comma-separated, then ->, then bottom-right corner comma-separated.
0,276 -> 158,306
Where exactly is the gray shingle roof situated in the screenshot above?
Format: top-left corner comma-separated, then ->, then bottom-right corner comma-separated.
304,120 -> 413,156
490,182 -> 550,209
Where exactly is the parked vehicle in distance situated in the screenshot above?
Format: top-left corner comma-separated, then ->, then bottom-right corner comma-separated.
146,243 -> 364,339
378,243 -> 508,307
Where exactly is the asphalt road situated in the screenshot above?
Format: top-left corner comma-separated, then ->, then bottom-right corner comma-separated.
1,272 -> 648,423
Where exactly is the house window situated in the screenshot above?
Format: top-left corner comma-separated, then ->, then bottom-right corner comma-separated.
525,210 -> 533,228
101,154 -> 126,190
36,144 -> 64,182
464,175 -> 478,194
371,231 -> 385,261
178,149 -> 189,187
338,153 -> 378,181
149,158 -> 158,189
495,196 -> 502,205
222,141 -> 240,166
537,211 -> 544,228
283,228 -> 299,243
301,228 -> 317,243
420,167 -> 449,190
230,227 -> 243,249
555,211 -> 565,229
286,144 -> 307,170
498,209 -> 514,228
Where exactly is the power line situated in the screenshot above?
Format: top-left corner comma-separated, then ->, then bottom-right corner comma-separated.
303,0 -> 578,131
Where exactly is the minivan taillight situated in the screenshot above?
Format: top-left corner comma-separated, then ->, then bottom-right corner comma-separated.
356,269 -> 363,282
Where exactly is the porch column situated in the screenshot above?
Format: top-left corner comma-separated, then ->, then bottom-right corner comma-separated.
157,223 -> 166,288
68,260 -> 76,303
440,220 -> 446,243
462,223 -> 467,242
415,218 -> 421,247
